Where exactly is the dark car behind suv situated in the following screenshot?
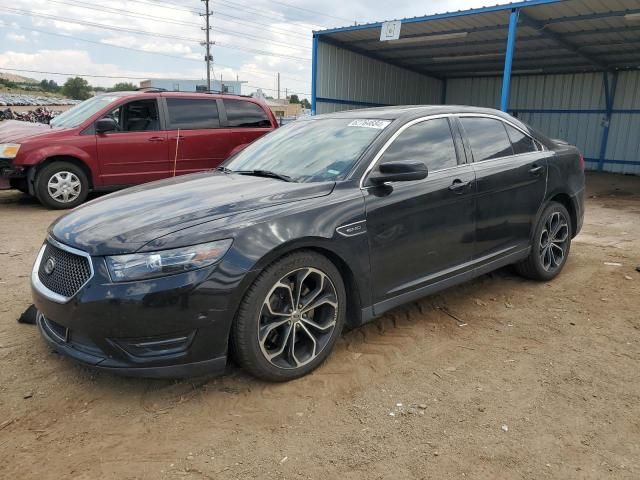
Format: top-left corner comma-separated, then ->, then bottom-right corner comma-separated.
0,91 -> 277,208
31,105 -> 584,381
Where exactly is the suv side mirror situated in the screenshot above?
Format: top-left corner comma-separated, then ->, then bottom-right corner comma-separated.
96,117 -> 118,133
368,160 -> 428,185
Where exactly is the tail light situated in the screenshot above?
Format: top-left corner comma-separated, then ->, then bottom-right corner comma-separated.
579,154 -> 585,170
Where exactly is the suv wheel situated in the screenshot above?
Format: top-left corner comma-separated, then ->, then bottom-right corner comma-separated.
35,161 -> 89,209
515,202 -> 572,281
231,251 -> 346,381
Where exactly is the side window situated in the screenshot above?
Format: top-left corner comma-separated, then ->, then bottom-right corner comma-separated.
166,98 -> 220,130
223,99 -> 272,128
381,118 -> 458,171
460,117 -> 513,161
504,123 -> 538,154
104,99 -> 159,132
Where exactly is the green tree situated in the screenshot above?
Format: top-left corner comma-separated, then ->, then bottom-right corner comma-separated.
289,94 -> 300,104
39,79 -> 60,92
62,77 -> 92,100
109,82 -> 137,92
301,98 -> 311,109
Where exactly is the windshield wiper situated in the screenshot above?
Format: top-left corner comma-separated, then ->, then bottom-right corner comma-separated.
216,166 -> 233,174
230,169 -> 293,182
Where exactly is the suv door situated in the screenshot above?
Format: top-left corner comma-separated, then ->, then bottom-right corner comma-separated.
221,99 -> 274,155
95,98 -> 168,185
457,115 -> 550,262
364,117 -> 476,308
164,97 -> 227,175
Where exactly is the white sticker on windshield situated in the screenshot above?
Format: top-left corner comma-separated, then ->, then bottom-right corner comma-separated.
348,119 -> 391,130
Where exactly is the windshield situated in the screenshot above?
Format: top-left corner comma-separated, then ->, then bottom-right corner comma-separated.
223,118 -> 391,182
50,95 -> 121,128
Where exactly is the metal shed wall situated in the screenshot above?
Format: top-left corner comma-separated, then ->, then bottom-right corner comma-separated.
315,40 -> 443,115
446,72 -> 640,174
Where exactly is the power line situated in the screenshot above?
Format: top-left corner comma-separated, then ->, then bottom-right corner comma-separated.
42,0 -> 311,52
212,0 -> 328,30
0,7 -> 311,60
0,21 -> 311,84
264,0 -> 354,24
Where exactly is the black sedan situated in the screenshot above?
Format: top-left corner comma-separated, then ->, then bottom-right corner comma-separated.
31,106 -> 585,381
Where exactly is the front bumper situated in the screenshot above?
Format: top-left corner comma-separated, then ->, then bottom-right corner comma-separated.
31,239 -> 251,378
0,159 -> 26,179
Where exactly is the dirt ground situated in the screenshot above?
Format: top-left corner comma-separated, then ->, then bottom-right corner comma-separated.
0,172 -> 638,480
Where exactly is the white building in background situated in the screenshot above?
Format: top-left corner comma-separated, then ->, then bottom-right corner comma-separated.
139,78 -> 246,95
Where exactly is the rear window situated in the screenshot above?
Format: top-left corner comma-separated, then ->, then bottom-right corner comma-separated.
166,98 -> 220,130
505,124 -> 537,154
460,117 -> 513,161
223,99 -> 271,128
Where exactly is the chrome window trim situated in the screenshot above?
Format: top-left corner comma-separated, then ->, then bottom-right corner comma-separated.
31,236 -> 95,305
359,112 -> 543,189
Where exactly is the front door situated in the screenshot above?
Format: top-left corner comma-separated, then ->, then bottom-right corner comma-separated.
457,116 -> 550,260
96,98 -> 168,186
364,117 -> 476,307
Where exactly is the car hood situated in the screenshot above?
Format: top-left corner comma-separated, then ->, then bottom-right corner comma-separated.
50,171 -> 335,255
0,119 -> 69,143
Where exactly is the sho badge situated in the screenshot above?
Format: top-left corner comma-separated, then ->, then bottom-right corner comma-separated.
336,220 -> 367,237
44,257 -> 56,275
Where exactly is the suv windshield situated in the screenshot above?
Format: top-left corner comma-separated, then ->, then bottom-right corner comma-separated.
50,95 -> 121,128
224,118 -> 391,182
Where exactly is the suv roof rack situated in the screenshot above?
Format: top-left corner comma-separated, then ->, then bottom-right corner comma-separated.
136,87 -> 167,92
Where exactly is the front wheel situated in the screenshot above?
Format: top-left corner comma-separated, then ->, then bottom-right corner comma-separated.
515,202 -> 572,281
231,251 -> 346,382
35,161 -> 89,209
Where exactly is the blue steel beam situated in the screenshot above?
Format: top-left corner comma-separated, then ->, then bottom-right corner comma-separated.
500,8 -> 520,111
311,34 -> 318,115
598,72 -> 618,171
518,11 -> 610,70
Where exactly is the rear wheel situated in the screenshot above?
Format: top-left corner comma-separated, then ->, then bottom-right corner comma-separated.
231,251 -> 346,381
35,161 -> 89,209
515,202 -> 572,281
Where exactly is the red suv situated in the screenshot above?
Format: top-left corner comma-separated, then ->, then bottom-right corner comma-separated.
0,91 -> 278,208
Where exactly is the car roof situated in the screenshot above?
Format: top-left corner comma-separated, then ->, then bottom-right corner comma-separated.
314,104 -> 516,123
98,91 -> 258,102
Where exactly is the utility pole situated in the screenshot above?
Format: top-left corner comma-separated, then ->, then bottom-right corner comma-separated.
200,0 -> 213,91
277,72 -> 280,100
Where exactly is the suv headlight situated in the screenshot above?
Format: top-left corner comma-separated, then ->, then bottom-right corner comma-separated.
105,239 -> 232,282
0,144 -> 20,159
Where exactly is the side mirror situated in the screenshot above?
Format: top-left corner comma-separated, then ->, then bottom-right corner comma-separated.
368,160 -> 428,185
96,117 -> 118,133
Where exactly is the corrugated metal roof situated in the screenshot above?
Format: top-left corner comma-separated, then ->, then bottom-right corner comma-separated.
315,0 -> 640,78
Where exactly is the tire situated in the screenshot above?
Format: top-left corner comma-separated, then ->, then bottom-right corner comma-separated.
515,201 -> 572,281
35,161 -> 89,209
231,251 -> 347,382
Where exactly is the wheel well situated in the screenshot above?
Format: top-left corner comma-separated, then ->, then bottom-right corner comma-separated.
35,156 -> 94,189
549,193 -> 577,237
305,247 -> 362,328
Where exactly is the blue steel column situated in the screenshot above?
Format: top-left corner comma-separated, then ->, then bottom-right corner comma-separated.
598,71 -> 618,172
311,34 -> 318,116
500,8 -> 520,111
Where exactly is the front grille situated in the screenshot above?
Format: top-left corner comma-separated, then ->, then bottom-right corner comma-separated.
37,242 -> 91,298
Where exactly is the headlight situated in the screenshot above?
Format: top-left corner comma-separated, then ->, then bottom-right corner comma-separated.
105,239 -> 232,282
0,144 -> 20,159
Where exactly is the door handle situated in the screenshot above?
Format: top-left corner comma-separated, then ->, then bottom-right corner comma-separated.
529,165 -> 544,175
148,136 -> 165,142
448,179 -> 472,193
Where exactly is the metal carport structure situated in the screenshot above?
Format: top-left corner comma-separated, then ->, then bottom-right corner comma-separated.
311,0 -> 640,174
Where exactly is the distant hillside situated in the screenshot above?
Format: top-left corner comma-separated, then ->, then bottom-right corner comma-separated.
0,72 -> 38,84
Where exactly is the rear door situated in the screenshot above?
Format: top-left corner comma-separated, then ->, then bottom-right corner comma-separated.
220,99 -> 274,156
164,97 -> 228,175
458,115 -> 549,261
95,98 -> 169,185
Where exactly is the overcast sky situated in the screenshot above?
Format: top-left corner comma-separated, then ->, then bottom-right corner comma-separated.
0,0 -> 512,97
